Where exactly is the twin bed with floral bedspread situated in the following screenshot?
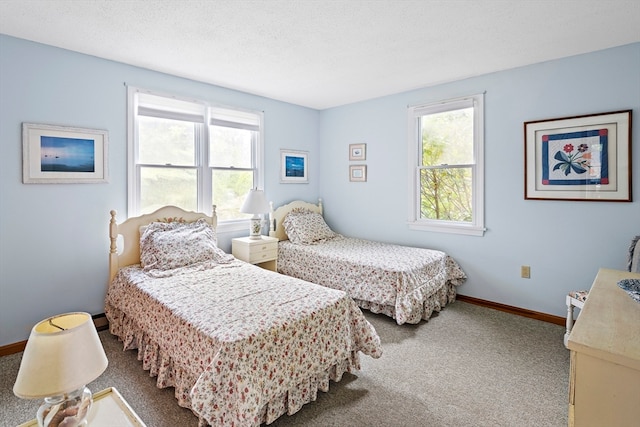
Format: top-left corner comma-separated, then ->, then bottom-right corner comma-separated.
270,199 -> 467,325
105,206 -> 382,427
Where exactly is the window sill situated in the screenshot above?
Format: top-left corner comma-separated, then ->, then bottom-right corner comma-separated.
217,220 -> 250,234
407,221 -> 485,236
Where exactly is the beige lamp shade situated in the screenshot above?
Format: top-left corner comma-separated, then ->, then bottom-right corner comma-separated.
13,312 -> 109,399
240,189 -> 270,239
240,189 -> 270,214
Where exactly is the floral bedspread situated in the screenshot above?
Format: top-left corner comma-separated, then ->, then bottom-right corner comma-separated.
105,260 -> 382,426
277,237 -> 466,325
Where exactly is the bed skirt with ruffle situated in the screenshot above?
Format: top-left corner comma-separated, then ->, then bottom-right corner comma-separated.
354,281 -> 458,325
105,303 -> 364,426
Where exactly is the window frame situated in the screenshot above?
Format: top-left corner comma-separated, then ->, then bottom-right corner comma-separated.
127,86 -> 264,233
407,93 -> 485,236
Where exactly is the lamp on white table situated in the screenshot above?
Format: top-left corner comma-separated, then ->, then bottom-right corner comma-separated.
240,189 -> 270,239
13,312 -> 108,427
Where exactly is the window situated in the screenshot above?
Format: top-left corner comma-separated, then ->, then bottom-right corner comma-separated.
408,94 -> 485,236
127,87 -> 264,232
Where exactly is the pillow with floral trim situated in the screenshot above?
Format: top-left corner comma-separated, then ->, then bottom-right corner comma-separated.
140,219 -> 229,270
283,211 -> 337,244
139,216 -> 204,243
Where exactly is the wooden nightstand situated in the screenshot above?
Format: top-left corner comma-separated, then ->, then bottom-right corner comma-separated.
19,387 -> 146,427
232,236 -> 278,271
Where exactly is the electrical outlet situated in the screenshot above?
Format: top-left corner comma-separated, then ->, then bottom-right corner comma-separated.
521,265 -> 531,279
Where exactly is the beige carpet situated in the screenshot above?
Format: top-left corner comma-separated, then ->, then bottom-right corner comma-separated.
0,301 -> 569,427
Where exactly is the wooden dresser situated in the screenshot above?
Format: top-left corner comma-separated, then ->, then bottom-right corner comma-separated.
567,268 -> 640,427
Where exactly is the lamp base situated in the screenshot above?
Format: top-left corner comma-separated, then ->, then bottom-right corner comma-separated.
37,386 -> 92,427
248,217 -> 263,239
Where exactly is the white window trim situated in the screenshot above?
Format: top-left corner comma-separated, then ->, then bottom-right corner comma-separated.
407,93 -> 485,236
126,86 -> 264,234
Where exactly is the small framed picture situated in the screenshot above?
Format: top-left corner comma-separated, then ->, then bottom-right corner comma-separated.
349,165 -> 367,182
22,122 -> 109,184
349,143 -> 366,161
280,149 -> 308,183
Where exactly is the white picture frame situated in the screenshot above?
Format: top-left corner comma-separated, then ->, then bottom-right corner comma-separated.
23,122 -> 109,184
280,149 -> 308,183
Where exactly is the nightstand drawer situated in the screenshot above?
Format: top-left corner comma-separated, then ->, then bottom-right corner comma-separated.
250,241 -> 277,252
248,247 -> 277,263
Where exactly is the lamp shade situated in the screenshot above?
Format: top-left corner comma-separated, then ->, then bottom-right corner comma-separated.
240,189 -> 270,214
13,312 -> 108,399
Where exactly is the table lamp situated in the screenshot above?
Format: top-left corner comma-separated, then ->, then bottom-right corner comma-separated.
240,189 -> 270,239
13,312 -> 109,427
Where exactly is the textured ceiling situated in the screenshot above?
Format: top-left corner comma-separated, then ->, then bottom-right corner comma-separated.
1,0 -> 639,109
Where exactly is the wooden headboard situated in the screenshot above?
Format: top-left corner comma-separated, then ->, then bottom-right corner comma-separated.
269,198 -> 323,241
109,205 -> 217,282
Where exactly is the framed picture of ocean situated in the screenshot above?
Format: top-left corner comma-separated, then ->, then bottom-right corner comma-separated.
22,122 -> 108,184
280,149 -> 308,183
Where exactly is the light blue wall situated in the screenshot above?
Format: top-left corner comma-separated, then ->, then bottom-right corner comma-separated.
319,43 -> 640,318
1,34 -> 638,346
0,35 -> 319,346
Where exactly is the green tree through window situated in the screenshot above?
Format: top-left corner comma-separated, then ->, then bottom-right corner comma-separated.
420,108 -> 473,222
408,94 -> 484,236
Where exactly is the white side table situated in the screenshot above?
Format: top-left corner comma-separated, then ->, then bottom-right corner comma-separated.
232,236 -> 278,271
19,387 -> 146,427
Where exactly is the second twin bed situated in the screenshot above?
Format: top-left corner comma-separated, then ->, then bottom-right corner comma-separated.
270,199 -> 467,325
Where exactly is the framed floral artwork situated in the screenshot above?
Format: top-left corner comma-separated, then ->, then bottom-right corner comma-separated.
524,110 -> 632,201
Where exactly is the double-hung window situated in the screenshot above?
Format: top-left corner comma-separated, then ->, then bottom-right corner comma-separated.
127,87 -> 263,232
408,94 -> 485,236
